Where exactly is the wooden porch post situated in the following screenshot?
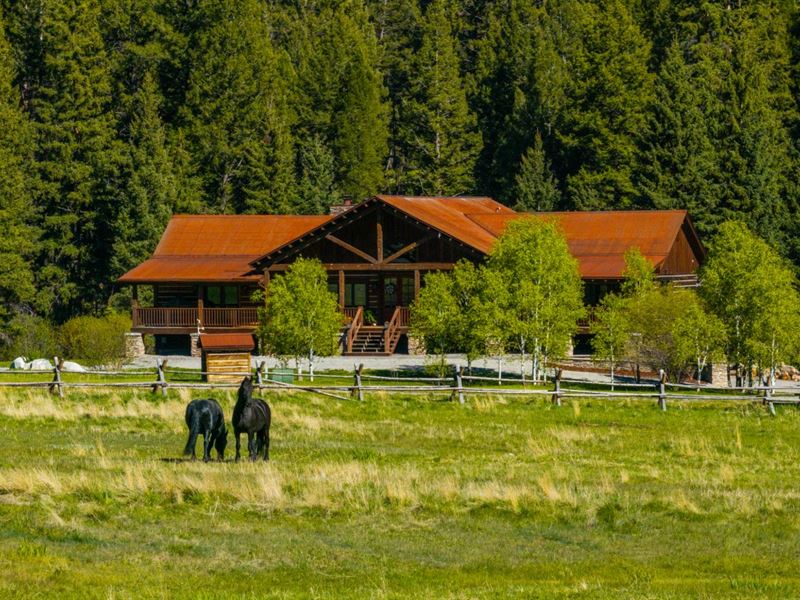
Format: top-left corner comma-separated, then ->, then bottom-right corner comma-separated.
197,285 -> 204,328
376,212 -> 384,263
338,270 -> 345,310
262,270 -> 270,295
414,269 -> 421,300
131,285 -> 140,327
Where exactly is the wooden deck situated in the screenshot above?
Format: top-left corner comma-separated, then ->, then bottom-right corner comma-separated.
132,307 -> 259,334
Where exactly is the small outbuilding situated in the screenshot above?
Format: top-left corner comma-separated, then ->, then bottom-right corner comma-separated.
199,333 -> 255,383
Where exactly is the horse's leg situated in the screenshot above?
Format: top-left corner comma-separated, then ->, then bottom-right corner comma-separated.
247,432 -> 256,461
235,430 -> 241,462
202,430 -> 213,462
183,412 -> 199,461
258,429 -> 269,461
183,430 -> 198,461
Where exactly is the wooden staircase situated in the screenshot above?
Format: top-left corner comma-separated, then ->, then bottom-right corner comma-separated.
343,306 -> 410,355
349,326 -> 386,354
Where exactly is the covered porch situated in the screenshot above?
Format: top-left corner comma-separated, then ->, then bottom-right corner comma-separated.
331,269 -> 419,355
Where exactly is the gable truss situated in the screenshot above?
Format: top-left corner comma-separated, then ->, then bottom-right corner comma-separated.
250,197 -> 485,271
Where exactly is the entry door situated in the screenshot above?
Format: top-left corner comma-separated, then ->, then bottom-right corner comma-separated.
382,275 -> 414,322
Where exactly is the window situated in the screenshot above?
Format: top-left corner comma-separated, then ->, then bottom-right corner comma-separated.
344,282 -> 367,307
223,285 -> 238,306
401,277 -> 415,304
206,286 -> 221,306
206,285 -> 238,307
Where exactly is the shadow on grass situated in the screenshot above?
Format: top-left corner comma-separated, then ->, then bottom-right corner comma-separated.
159,457 -> 266,464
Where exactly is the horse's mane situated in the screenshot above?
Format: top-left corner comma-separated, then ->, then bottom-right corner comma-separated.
235,377 -> 253,409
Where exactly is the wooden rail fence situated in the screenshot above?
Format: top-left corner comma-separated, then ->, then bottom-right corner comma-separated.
1,359 -> 799,415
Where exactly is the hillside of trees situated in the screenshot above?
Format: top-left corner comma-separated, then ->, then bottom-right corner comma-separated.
1,0 -> 800,325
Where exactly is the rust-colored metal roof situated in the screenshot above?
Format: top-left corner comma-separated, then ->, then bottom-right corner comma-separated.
377,195 -> 513,255
120,202 -> 701,283
119,214 -> 329,283
468,210 -> 694,278
199,333 -> 255,351
119,257 -> 262,282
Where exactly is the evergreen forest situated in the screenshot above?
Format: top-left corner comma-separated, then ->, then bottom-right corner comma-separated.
1,0 -> 800,325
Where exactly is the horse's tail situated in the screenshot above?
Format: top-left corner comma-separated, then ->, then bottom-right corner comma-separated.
183,404 -> 200,456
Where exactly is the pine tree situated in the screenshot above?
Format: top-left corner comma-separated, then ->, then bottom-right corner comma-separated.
513,131 -> 561,212
296,135 -> 340,215
370,0 -> 420,193
397,0 -> 482,195
32,0 -> 123,318
637,42 -> 721,236
180,0 -> 297,214
99,0 -> 179,127
533,0 -> 654,210
471,0 -> 541,202
289,0 -> 388,200
0,12 -> 37,323
111,73 -> 176,278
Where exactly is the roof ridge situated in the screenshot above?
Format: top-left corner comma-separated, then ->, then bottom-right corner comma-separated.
527,209 -> 688,216
169,214 -> 329,219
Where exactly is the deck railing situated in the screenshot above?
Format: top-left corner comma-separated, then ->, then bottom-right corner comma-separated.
133,307 -> 259,329
203,307 -> 259,328
384,306 -> 411,354
345,306 -> 364,353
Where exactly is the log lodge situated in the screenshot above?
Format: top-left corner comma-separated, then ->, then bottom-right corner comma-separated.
118,195 -> 705,356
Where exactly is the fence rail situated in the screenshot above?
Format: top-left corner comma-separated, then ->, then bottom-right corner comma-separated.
1,360 -> 798,415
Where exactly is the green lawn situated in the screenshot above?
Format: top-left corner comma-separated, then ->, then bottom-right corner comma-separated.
0,387 -> 798,598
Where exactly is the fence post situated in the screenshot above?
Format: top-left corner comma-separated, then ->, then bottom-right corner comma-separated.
551,368 -> 562,407
658,369 -> 667,412
49,356 -> 64,399
351,363 -> 364,402
256,361 -> 265,390
452,365 -> 465,404
152,359 -> 168,397
765,384 -> 776,417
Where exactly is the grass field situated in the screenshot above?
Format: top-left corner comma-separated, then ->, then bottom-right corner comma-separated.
1,387 -> 799,599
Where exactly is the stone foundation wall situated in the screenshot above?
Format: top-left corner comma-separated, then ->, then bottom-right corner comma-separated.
124,333 -> 145,359
407,334 -> 425,356
190,333 -> 201,358
709,362 -> 730,387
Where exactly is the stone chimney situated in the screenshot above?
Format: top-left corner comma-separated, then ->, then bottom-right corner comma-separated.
329,197 -> 354,216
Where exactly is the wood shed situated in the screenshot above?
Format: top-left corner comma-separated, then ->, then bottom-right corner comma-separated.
199,333 -> 255,382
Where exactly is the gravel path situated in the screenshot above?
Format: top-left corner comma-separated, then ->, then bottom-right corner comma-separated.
126,353 -> 617,383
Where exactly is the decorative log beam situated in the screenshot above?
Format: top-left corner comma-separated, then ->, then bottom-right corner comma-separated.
383,235 -> 435,264
325,234 -> 377,264
252,202 -> 380,268
268,262 -> 455,272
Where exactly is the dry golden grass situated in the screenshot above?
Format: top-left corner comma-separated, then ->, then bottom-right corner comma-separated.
3,387 -> 800,597
0,388 -> 798,523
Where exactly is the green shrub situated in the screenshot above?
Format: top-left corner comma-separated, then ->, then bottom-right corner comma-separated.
0,313 -> 59,361
59,313 -> 132,366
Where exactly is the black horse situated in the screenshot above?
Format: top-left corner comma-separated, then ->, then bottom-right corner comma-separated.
183,399 -> 228,462
233,376 -> 271,462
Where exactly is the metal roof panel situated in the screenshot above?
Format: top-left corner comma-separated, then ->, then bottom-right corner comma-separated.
199,333 -> 255,351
